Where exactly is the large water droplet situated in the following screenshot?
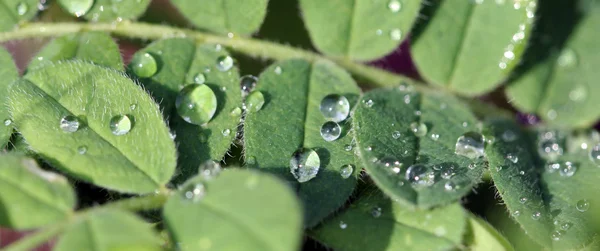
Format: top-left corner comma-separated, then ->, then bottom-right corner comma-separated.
176,84 -> 217,125
193,73 -> 206,84
455,132 -> 485,159
131,52 -> 157,78
60,115 -> 80,133
245,91 -> 265,112
340,165 -> 353,179
109,115 -> 132,136
216,55 -> 234,71
182,182 -> 206,202
62,0 -> 93,17
198,160 -> 222,180
557,48 -> 577,68
240,75 -> 258,97
388,0 -> 402,12
320,121 -> 341,142
290,148 -> 320,183
576,199 -> 590,212
590,144 -> 600,166
16,2 -> 28,15
410,122 -> 427,137
559,161 -> 577,177
320,94 -> 350,122
405,164 -> 435,187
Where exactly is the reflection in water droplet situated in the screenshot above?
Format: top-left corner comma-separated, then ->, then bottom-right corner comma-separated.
216,55 -> 234,71
506,153 -> 518,163
388,0 -> 401,12
290,148 -> 320,183
519,197 -> 528,204
182,183 -> 206,202
109,115 -> 132,136
440,165 -> 455,179
340,165 -> 353,179
131,52 -> 158,78
344,144 -> 353,151
455,132 -> 485,159
537,131 -> 563,161
531,211 -> 541,220
576,199 -> 589,212
559,161 -> 577,177
512,210 -> 520,217
240,75 -> 258,97
63,0 -> 93,17
405,164 -> 435,188
444,181 -> 457,191
176,84 -> 217,125
392,131 -> 401,139
60,115 -> 80,133
320,94 -> 350,122
245,91 -> 265,112
221,129 -> 231,136
551,230 -> 564,241
430,134 -> 440,141
569,84 -> 587,102
363,99 -> 374,108
130,104 -> 137,110
320,121 -> 342,142
379,157 -> 402,174
410,122 -> 427,137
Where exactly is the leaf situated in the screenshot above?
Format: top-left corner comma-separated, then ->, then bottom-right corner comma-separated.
28,32 -> 123,70
243,59 -> 361,227
353,87 -> 484,209
310,190 -> 466,251
464,214 -> 514,251
484,119 -> 600,249
170,0 -> 269,35
411,0 -> 537,96
299,0 -> 421,61
8,61 -> 176,193
54,209 -> 162,251
505,1 -> 600,128
163,168 -> 303,251
0,0 -> 38,32
57,0 -> 151,22
0,153 -> 75,230
0,46 -> 17,147
130,39 -> 242,183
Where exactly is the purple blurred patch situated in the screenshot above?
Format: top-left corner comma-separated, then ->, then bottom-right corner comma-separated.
516,113 -> 541,126
368,38 -> 421,80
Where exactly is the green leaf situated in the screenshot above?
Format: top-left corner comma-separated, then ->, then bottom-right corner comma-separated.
505,1 -> 600,128
170,0 -> 269,35
464,214 -> 514,251
8,61 -> 176,193
0,46 -> 17,147
0,0 -> 38,32
57,0 -> 151,21
310,191 -> 466,251
243,59 -> 361,227
353,87 -> 484,209
130,39 -> 242,183
28,32 -> 123,70
484,119 -> 600,249
0,153 -> 75,230
54,209 -> 162,251
299,0 -> 421,61
411,0 -> 536,96
163,168 -> 303,251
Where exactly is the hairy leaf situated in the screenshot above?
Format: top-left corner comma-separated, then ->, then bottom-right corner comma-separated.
57,0 -> 151,21
28,32 -> 123,70
411,0 -> 537,96
0,46 -> 17,147
0,0 -> 38,32
130,39 -> 242,183
54,209 -> 162,251
8,61 -> 176,193
299,0 -> 421,61
0,153 -> 75,230
164,169 -> 302,251
170,0 -> 269,35
506,1 -> 600,128
464,214 -> 514,251
484,119 -> 600,249
310,190 -> 466,251
244,59 -> 361,227
353,87 -> 484,208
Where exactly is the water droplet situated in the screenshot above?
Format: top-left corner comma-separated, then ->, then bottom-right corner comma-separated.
131,52 -> 157,78
559,161 -> 577,177
240,75 -> 258,97
551,230 -> 565,241
547,109 -> 558,120
245,91 -> 265,112
77,146 -> 87,154
557,48 -> 577,68
444,181 -> 458,191
182,183 -> 205,202
561,222 -> 572,230
392,131 -> 402,139
440,165 -> 455,179
62,0 -> 93,17
430,134 -> 440,141
405,164 -> 435,187
363,99 -> 374,108
176,84 -> 217,125
230,107 -> 242,116
130,104 -> 137,110
390,29 -> 402,41
519,197 -> 528,204
340,165 -> 353,179
16,2 -> 28,15
576,199 -> 589,212
3,119 -> 11,126
468,163 -> 477,170
344,144 -> 353,151
569,84 -> 587,102
379,157 -> 402,174
320,94 -> 350,122
506,153 -> 518,163
320,121 -> 341,142
216,55 -> 234,71
589,144 -> 600,166
246,156 -> 257,166
339,221 -> 347,229
290,148 -> 320,183
274,66 -> 283,75
222,129 -> 231,136
537,131 -> 563,161
512,210 -> 521,217
546,162 -> 561,173
109,115 -> 132,136
365,146 -> 373,151
193,73 -> 206,84
388,0 -> 402,12
455,132 -> 485,159
198,160 -> 222,179
502,130 -> 517,142
371,207 -> 382,218
410,122 -> 428,137
59,115 -> 80,133
214,44 -> 222,51
531,211 -> 541,220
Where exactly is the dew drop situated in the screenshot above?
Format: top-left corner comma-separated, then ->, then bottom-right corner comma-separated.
131,52 -> 158,78
502,130 -> 517,142
551,230 -> 564,241
405,164 -> 435,187
506,153 -> 519,163
320,94 -> 350,122
245,91 -> 265,112
182,183 -> 206,202
589,144 -> 600,166
340,165 -> 353,179
320,121 -> 342,142
444,181 -> 458,191
371,207 -> 382,218
60,115 -> 80,133
62,0 -> 93,17
339,221 -> 347,229
130,104 -> 137,110
559,161 -> 577,177
216,55 -> 234,71
344,144 -> 353,151
198,160 -> 222,180
274,66 -> 283,75
221,129 -> 231,136
176,84 -> 217,125
193,73 -> 206,84
363,99 -> 374,108
16,2 -> 28,15
512,210 -> 521,217
240,75 -> 258,97
430,134 -> 440,141
410,122 -> 428,137
440,165 -> 455,179
455,132 -> 485,159
390,29 -> 402,41
546,162 -> 561,173
3,119 -> 11,126
109,115 -> 132,136
569,84 -> 587,102
77,146 -> 87,155
557,48 -> 578,68
392,131 -> 402,139
365,146 -> 373,151
576,199 -> 589,212
537,131 -> 564,161
531,211 -> 541,220
246,156 -> 257,166
290,148 -> 320,183
379,157 -> 402,174
519,197 -> 528,204
230,107 -> 242,116
388,0 -> 402,12
561,222 -> 572,230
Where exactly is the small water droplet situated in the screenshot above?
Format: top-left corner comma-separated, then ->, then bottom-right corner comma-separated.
506,153 -> 519,163
3,119 -> 11,126
371,207 -> 382,218
410,122 -> 428,137
131,52 -> 158,78
569,84 -> 587,102
230,107 -> 242,116
551,230 -> 565,241
339,221 -> 347,229
403,94 -> 411,104
392,131 -> 401,139
519,170 -> 525,175
440,165 -> 455,179
182,183 -> 206,202
274,66 -> 283,75
198,160 -> 222,179
246,156 -> 257,166
365,146 -> 373,151
405,164 -> 435,187
340,165 -> 353,179
546,162 -> 561,173
444,181 -> 458,191
245,91 -> 265,112
320,121 -> 342,142
320,94 -> 350,122
531,211 -> 541,220
559,161 -> 577,177
512,210 -> 521,217
502,130 -> 517,142
430,134 -> 440,141
62,0 -> 93,17
388,0 -> 402,12
216,55 -> 234,71
557,48 -> 577,68
455,132 -> 485,159
59,115 -> 80,133
77,146 -> 87,154
240,75 -> 258,97
193,73 -> 206,84
390,29 -> 402,41
519,197 -> 528,204
561,222 -> 572,230
130,104 -> 137,110
344,144 -> 353,151
363,99 -> 374,108
290,148 -> 320,183
576,199 -> 589,212
589,144 -> 600,166
537,131 -> 564,161
109,115 -> 132,136
379,157 -> 402,174
16,2 -> 28,15
176,84 -> 217,125
221,129 -> 231,136
547,109 -> 558,120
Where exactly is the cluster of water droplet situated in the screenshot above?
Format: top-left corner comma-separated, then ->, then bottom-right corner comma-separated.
497,0 -> 536,70
319,94 -> 350,142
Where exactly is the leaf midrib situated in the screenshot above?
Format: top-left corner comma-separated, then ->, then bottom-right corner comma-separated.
0,172 -> 69,217
344,0 -> 358,57
369,213 -> 458,246
0,1 -> 19,24
447,3 -> 476,87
